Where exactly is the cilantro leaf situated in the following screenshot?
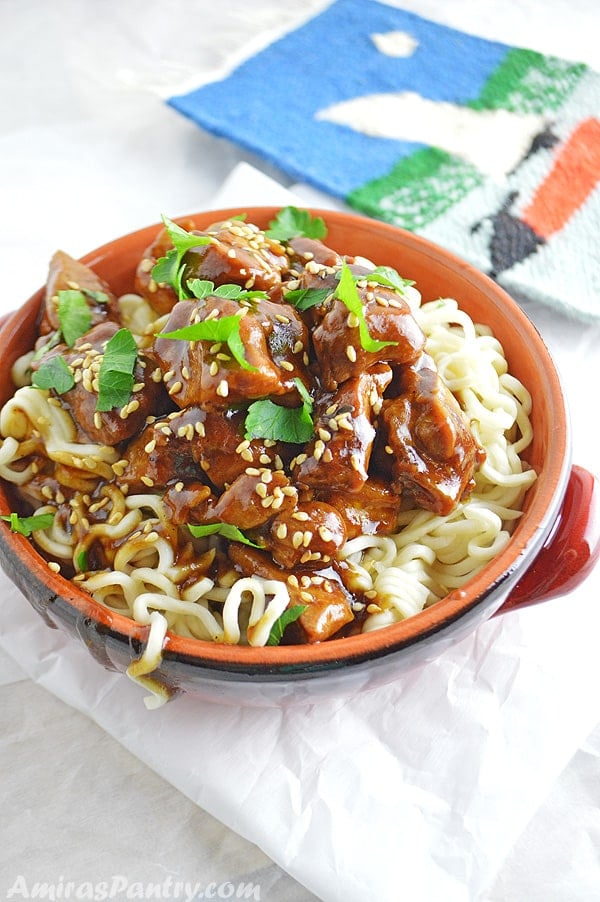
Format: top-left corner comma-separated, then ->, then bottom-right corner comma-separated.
96,328 -> 138,411
158,314 -> 256,372
57,289 -> 93,346
83,289 -> 109,304
284,286 -> 331,311
1,512 -> 54,537
335,262 -> 398,353
151,215 -> 211,299
76,548 -> 89,571
245,377 -> 313,444
32,356 -> 75,394
266,604 -> 307,646
363,266 -> 415,292
266,206 -> 327,242
187,522 -> 263,548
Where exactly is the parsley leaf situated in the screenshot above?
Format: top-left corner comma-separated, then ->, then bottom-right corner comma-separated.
335,262 -> 398,353
187,279 -> 268,302
284,286 -> 331,311
363,266 -> 415,292
151,215 -> 211,299
266,206 -> 327,242
245,377 -> 313,444
1,512 -> 54,537
32,356 -> 75,394
187,522 -> 263,548
96,328 -> 138,412
158,314 -> 256,372
266,604 -> 307,646
57,289 -> 93,346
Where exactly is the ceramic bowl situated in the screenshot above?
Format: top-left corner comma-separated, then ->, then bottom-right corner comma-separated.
0,207 -> 598,706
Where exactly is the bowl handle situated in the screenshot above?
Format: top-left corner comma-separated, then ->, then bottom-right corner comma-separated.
496,464 -> 600,615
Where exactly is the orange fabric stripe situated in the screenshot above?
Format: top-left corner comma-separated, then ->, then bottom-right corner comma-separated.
522,117 -> 600,238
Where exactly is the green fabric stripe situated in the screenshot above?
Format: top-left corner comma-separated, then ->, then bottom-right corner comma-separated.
347,49 -> 588,228
348,148 -> 483,230
468,48 -> 587,114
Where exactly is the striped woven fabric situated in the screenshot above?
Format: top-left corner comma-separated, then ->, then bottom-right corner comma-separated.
168,0 -> 600,319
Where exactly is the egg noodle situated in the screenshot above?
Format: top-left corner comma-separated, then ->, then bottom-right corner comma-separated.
0,289 -> 536,644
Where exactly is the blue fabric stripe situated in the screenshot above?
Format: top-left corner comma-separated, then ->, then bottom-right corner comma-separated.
168,0 -> 510,196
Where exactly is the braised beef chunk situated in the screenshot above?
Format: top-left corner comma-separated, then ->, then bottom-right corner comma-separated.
134,219 -> 199,316
294,364 -> 392,491
228,544 -> 354,643
382,354 -> 484,515
37,321 -> 164,446
313,282 -> 426,390
318,477 -> 403,539
119,407 -> 206,490
268,501 -> 347,569
211,469 -> 295,531
190,408 -> 292,491
153,294 -> 312,410
41,250 -> 120,336
181,219 -> 289,292
286,236 -> 343,273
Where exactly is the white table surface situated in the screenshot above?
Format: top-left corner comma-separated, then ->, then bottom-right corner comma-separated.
1,2 -> 599,899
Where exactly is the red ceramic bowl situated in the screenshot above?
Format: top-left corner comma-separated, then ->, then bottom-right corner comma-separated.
0,207 -> 598,706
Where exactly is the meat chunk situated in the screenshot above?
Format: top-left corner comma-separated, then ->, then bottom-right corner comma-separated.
152,294 -> 311,410
211,469 -> 295,531
38,321 -> 165,446
119,408 -> 205,490
134,218 -> 198,315
40,250 -> 120,337
182,218 -> 289,292
228,544 -> 354,643
381,354 -> 485,514
312,279 -> 425,390
294,364 -> 392,491
317,477 -> 403,539
267,501 -> 347,569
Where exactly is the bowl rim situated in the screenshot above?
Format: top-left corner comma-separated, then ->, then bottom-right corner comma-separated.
0,206 -> 571,672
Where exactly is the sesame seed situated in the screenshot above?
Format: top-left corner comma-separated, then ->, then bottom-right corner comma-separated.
260,470 -> 273,484
367,603 -> 383,614
255,482 -> 268,498
350,453 -> 362,471
302,530 -> 313,547
148,279 -> 158,293
260,496 -> 274,508
292,531 -> 304,549
292,340 -> 304,354
140,476 -> 155,487
259,453 -> 271,465
139,257 -> 154,273
48,561 -> 61,573
345,345 -> 357,363
245,467 -> 261,476
292,511 -> 310,521
280,360 -> 294,372
168,381 -> 183,396
175,481 -> 184,492
299,591 -> 312,603
236,440 -> 251,453
276,523 -> 288,540
216,380 -> 229,398
287,574 -> 299,588
240,448 -> 254,462
322,449 -> 333,463
195,421 -> 206,437
347,312 -> 360,328
318,526 -> 333,543
93,412 -> 102,430
209,361 -> 219,377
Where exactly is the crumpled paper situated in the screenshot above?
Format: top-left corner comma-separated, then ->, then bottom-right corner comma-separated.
1,164 -> 599,902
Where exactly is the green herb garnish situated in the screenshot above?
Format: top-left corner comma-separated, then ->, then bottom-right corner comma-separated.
362,266 -> 415,293
57,289 -> 93,346
186,279 -> 268,302
1,512 -> 54,537
151,215 -> 211,299
32,356 -> 75,394
284,286 -> 331,311
265,206 -> 327,242
96,328 -> 138,412
76,548 -> 89,571
335,262 -> 398,353
187,522 -> 263,548
266,604 -> 307,646
244,377 -> 313,444
158,313 -> 256,372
